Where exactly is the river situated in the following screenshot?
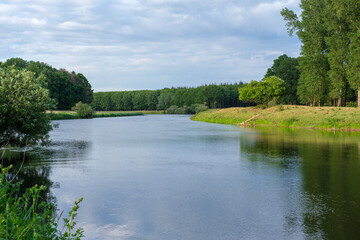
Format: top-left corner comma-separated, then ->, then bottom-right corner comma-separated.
15,115 -> 360,239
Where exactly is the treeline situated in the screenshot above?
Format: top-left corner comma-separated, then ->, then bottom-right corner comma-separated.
281,0 -> 360,107
0,58 -> 93,110
92,83 -> 252,111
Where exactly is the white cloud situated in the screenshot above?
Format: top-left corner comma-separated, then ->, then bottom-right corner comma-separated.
0,0 -> 301,91
0,16 -> 47,26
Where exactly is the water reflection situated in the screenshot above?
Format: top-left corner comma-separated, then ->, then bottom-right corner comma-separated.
4,116 -> 360,240
2,139 -> 91,210
240,128 -> 360,240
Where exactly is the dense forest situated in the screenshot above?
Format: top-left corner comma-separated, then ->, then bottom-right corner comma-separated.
281,0 -> 360,107
92,83 -> 253,111
0,58 -> 93,110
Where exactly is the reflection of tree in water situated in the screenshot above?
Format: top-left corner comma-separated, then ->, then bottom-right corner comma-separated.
239,128 -> 360,239
2,140 -> 91,211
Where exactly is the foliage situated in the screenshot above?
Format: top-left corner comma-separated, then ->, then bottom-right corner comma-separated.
0,165 -> 84,240
2,58 -> 93,110
71,102 -> 94,119
166,105 -> 186,114
281,0 -> 360,107
238,76 -> 285,106
0,67 -> 54,146
265,54 -> 300,104
92,82 -> 250,112
47,111 -> 144,120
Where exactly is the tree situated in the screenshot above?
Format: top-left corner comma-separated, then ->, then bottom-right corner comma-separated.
265,55 -> 300,104
239,76 -> 285,105
3,58 -> 93,110
157,91 -> 174,110
324,0 -> 350,106
282,0 -> 360,107
72,101 -> 94,118
0,67 -> 54,146
282,0 -> 330,106
345,0 -> 360,107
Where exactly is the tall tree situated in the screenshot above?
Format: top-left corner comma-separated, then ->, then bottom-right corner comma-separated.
0,67 -> 54,146
282,0 -> 330,106
282,0 -> 360,107
265,54 -> 300,104
325,0 -> 350,106
345,0 -> 360,107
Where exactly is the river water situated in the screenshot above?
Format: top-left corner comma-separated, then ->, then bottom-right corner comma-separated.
15,115 -> 360,239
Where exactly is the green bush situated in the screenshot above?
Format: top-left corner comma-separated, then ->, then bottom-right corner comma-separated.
166,105 -> 185,114
0,67 -> 54,146
71,102 -> 94,118
194,104 -> 208,113
346,101 -> 357,107
0,165 -> 84,239
185,104 -> 208,114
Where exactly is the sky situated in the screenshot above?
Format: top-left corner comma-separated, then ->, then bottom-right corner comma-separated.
0,0 -> 301,92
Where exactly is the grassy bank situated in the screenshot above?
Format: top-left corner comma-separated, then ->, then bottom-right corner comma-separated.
191,105 -> 360,131
48,111 -> 146,120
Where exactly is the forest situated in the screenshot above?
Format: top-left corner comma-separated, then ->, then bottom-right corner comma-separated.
91,83 -> 252,112
280,0 -> 360,107
0,58 -> 93,110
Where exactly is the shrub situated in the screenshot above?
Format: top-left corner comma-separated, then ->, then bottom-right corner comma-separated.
0,67 -> 54,146
194,104 -> 208,113
166,105 -> 185,114
346,101 -> 357,107
0,165 -> 84,239
72,101 -> 94,118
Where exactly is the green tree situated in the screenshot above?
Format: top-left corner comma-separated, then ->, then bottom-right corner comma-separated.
4,58 -> 93,110
324,0 -> 350,106
345,0 -> 360,107
282,0 -> 360,107
265,54 -> 300,104
157,91 -> 174,110
0,67 -> 54,146
72,101 -> 94,118
239,76 -> 285,105
282,0 -> 330,106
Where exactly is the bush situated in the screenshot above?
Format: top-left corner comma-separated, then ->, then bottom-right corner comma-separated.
0,165 -> 84,239
194,104 -> 208,113
166,105 -> 185,114
346,101 -> 357,107
71,102 -> 94,118
0,67 -> 54,146
185,104 -> 208,114
239,76 -> 285,105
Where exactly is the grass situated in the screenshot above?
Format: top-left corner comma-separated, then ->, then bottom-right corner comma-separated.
191,105 -> 360,131
0,164 -> 84,239
47,111 -> 146,120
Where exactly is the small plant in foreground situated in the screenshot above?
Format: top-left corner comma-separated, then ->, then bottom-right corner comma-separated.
0,165 -> 84,240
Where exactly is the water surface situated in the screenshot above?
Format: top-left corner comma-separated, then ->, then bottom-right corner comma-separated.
16,115 -> 360,239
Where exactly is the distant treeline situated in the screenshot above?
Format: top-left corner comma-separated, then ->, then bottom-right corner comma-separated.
0,58 -> 93,110
92,83 -> 253,111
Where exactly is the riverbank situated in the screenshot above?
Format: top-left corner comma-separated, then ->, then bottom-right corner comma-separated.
191,105 -> 360,131
47,110 -> 154,120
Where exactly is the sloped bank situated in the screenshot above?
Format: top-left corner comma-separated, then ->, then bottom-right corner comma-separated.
190,105 -> 360,131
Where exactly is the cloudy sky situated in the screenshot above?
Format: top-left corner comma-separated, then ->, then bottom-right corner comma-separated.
0,0 -> 301,92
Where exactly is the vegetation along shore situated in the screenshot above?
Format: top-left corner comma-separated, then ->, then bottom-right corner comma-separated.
191,105 -> 360,131
47,111 -> 145,120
